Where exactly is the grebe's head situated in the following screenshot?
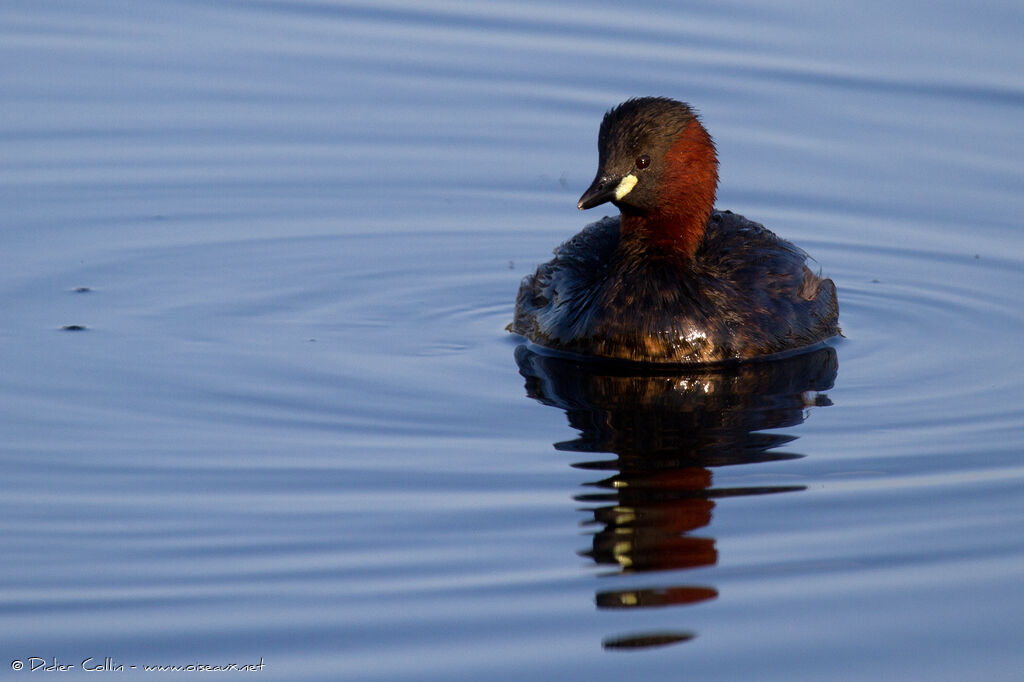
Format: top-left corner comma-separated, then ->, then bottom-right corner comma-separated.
578,98 -> 719,254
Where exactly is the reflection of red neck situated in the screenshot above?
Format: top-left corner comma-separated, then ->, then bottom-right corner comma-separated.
622,119 -> 718,259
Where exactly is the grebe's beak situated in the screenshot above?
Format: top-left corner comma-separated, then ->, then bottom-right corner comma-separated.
577,173 -> 638,210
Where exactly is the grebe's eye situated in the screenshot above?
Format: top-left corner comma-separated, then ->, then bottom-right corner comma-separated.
636,154 -> 651,170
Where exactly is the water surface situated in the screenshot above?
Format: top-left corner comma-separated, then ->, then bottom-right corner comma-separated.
2,1 -> 1023,680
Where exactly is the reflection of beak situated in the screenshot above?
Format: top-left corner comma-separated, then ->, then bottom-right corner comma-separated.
577,173 -> 637,210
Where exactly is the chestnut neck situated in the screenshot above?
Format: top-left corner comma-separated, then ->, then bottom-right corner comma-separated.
620,119 -> 718,260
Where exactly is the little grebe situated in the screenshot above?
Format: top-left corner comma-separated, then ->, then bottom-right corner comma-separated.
510,97 -> 839,364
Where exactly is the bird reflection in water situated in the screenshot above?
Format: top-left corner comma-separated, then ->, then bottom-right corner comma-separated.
514,344 -> 838,650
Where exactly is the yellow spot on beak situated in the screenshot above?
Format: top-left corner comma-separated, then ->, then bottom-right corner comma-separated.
614,174 -> 638,200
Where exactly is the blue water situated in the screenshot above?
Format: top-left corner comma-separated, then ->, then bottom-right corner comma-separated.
2,1 -> 1023,680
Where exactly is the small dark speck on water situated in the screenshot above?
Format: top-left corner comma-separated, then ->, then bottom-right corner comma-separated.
872,278 -> 881,283
61,324 -> 88,331
73,287 -> 92,293
508,260 -> 515,269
